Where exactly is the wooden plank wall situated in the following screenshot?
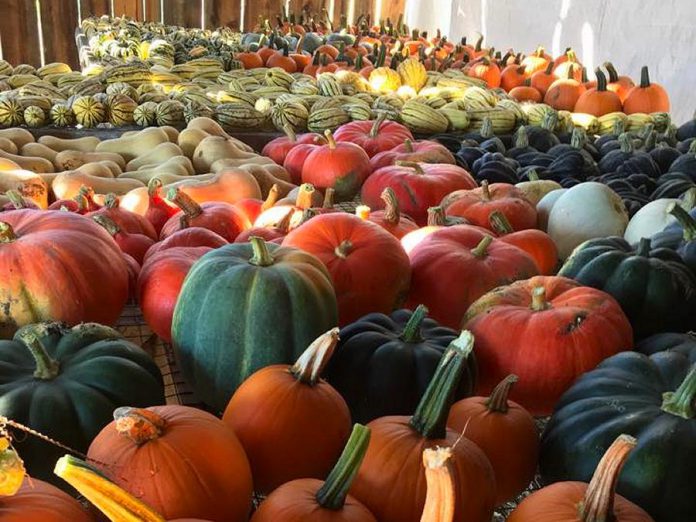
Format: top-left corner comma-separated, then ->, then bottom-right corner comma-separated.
0,0 -> 406,68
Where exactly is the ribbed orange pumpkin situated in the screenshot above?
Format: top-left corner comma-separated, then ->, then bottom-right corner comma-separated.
574,69 -> 623,117
544,67 -> 587,111
623,65 -> 670,114
0,478 -> 94,521
604,62 -> 635,103
356,188 -> 419,239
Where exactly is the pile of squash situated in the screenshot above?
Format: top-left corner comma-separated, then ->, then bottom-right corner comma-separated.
1,110 -> 695,522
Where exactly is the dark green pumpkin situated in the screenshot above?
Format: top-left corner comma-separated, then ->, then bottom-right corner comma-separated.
650,202 -> 696,273
324,305 -> 477,424
171,237 -> 338,412
540,350 -> 696,522
558,236 -> 696,339
635,332 -> 696,362
0,322 -> 164,487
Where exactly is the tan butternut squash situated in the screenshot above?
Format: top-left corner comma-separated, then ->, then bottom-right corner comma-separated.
193,136 -> 263,173
0,137 -> 18,154
0,128 -> 35,149
125,142 -> 184,171
0,149 -> 54,173
20,142 -> 58,163
186,117 -> 254,152
0,158 -> 22,171
95,160 -> 123,177
119,158 -> 193,183
119,171 -> 198,186
0,168 -> 49,208
53,171 -> 144,199
210,156 -> 276,173
73,162 -> 117,178
178,128 -> 209,158
38,135 -> 100,153
54,150 -> 127,171
95,127 -> 169,161
160,125 -> 180,143
138,155 -> 194,175
236,164 -> 296,197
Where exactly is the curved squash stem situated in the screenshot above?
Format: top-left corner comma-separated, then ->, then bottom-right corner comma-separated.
315,424 -> 371,510
380,187 -> 401,224
427,206 -> 446,226
323,188 -> 335,209
667,202 -> 696,241
396,160 -> 425,174
93,215 -> 121,236
578,434 -> 637,522
636,237 -> 652,257
369,113 -> 387,138
283,123 -> 297,143
114,407 -> 165,445
355,205 -> 371,220
167,188 -> 202,220
0,221 -> 16,243
296,183 -> 316,209
527,169 -> 540,182
681,187 -> 696,211
54,454 -> 165,522
618,133 -> 634,154
485,375 -> 519,413
147,177 -> 162,198
471,235 -> 493,258
530,286 -> 551,312
290,328 -> 340,385
103,193 -> 119,209
403,138 -> 414,152
324,129 -> 337,149
276,208 -> 294,233
480,180 -> 491,201
488,211 -> 514,235
401,305 -> 429,343
661,366 -> 696,419
514,126 -> 528,149
420,446 -> 456,522
334,239 -> 353,259
5,190 -> 27,209
16,327 -> 60,380
249,236 -> 275,266
262,184 -> 280,211
410,331 -> 475,439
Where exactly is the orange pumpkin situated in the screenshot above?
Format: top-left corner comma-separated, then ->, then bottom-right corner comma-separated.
500,64 -> 528,92
266,43 -> 298,73
544,67 -> 587,111
623,65 -> 670,114
400,206 -> 470,254
530,61 -> 556,96
87,405 -> 253,521
509,80 -> 543,103
508,435 -> 653,522
604,62 -> 635,103
0,477 -> 94,521
447,375 -> 539,505
574,69 -> 623,117
236,51 -> 264,69
467,57 -> 501,88
553,49 -> 582,81
350,331 -> 496,522
489,210 -> 558,274
223,329 -> 351,494
520,46 -> 551,74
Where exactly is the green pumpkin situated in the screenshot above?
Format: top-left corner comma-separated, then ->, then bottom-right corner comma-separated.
0,322 -> 164,487
636,332 -> 696,360
325,305 -> 477,424
540,350 -> 696,522
558,236 -> 696,339
172,237 -> 338,412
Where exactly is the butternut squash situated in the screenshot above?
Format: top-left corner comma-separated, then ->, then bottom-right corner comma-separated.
160,125 -> 180,143
210,157 -> 276,173
0,128 -> 34,149
119,158 -> 194,183
125,142 -> 184,171
20,142 -> 58,163
0,168 -> 49,208
0,137 -> 18,154
119,171 -> 197,185
54,150 -> 127,171
178,128 -> 209,158
38,135 -> 100,153
138,155 -> 194,175
0,149 -> 54,173
95,127 -> 169,161
193,136 -> 263,173
0,158 -> 22,171
236,164 -> 296,197
73,162 -> 117,178
186,117 -> 254,152
53,171 -> 144,200
95,160 -> 123,177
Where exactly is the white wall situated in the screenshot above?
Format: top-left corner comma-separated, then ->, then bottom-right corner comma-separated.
407,0 -> 696,124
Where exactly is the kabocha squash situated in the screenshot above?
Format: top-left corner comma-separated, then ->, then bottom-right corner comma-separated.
283,212 -> 411,326
635,332 -> 696,360
172,237 -> 338,411
0,477 -> 94,521
325,305 -> 477,424
463,275 -> 632,415
447,375 -> 539,504
559,237 -> 696,339
351,331 -> 496,522
361,162 -> 477,225
87,405 -> 253,521
511,435 -> 653,522
251,424 -> 376,522
0,322 -> 163,485
223,329 -> 351,494
0,210 -> 129,338
540,351 -> 695,522
406,225 -> 539,329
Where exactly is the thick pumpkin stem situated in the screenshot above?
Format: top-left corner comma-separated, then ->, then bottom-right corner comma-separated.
403,138 -> 414,152
0,221 -> 16,243
103,193 -> 118,209
249,236 -> 275,266
427,206 -> 446,226
324,129 -> 337,149
16,326 -> 60,380
355,205 -> 371,220
514,126 -> 528,149
480,180 -> 491,201
276,208 -> 294,233
296,183 -> 316,209
571,127 -> 587,149
635,237 -> 652,257
420,447 -> 456,522
316,424 -> 371,510
147,177 -> 163,198
541,110 -> 558,131
578,434 -> 637,522
485,374 -> 519,413
167,188 -> 202,220
543,60 -> 554,75
283,123 -> 297,143
681,187 -> 696,211
410,330 -> 475,439
527,169 -> 540,181
612,118 -> 625,136
594,69 -> 608,91
396,160 -> 425,174
488,211 -> 514,235
262,184 -> 280,211
531,286 -> 551,311
370,114 -> 386,137
114,407 -> 165,445
604,62 -> 620,83
667,202 -> 696,241
401,305 -> 429,343
639,65 -> 651,88
54,454 -> 165,522
5,190 -> 27,209
334,239 -> 353,259
93,215 -> 121,236
290,328 -> 340,385
661,366 -> 696,419
618,133 -> 633,154
380,187 -> 401,224
471,235 -> 493,258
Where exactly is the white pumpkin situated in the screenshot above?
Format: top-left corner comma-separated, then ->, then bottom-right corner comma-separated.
624,198 -> 679,244
547,182 -> 629,259
536,188 -> 567,232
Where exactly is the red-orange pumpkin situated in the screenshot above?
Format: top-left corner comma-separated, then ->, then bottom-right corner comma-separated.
356,187 -> 419,239
400,206 -> 471,254
87,405 -> 253,521
622,65 -> 670,114
500,64 -> 528,92
405,225 -> 539,329
143,226 -> 227,262
234,184 -> 280,225
283,212 -> 411,326
142,178 -> 179,235
223,329 -> 352,494
0,477 -> 94,521
86,193 -> 158,240
369,139 -> 456,171
283,135 -> 327,184
261,126 -> 323,165
447,375 -> 539,505
463,276 -> 633,415
333,117 -> 414,158
93,214 -> 155,264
